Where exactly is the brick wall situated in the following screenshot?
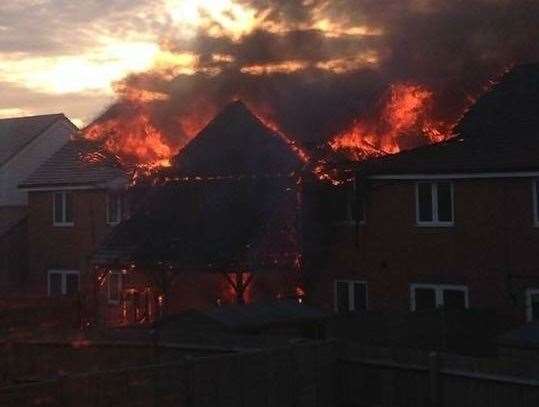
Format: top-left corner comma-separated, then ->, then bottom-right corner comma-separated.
314,177 -> 539,326
27,189 -> 114,296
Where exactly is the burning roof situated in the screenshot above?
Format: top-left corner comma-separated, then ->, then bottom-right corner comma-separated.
173,100 -> 304,177
358,64 -> 539,176
93,102 -> 303,270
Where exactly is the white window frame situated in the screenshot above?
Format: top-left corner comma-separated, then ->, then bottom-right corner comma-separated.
415,181 -> 455,227
526,288 -> 539,322
53,191 -> 74,227
47,270 -> 80,296
410,283 -> 468,311
334,280 -> 368,312
107,271 -> 123,304
532,180 -> 539,227
106,193 -> 123,225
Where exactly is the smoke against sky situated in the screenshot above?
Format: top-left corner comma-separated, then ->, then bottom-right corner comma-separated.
1,0 -> 538,155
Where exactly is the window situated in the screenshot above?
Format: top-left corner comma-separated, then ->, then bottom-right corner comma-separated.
526,289 -> 539,322
48,270 -> 79,296
532,180 -> 539,226
410,284 -> 468,311
106,193 -> 124,225
416,182 -> 454,226
335,280 -> 368,313
108,272 -> 123,303
53,191 -> 74,226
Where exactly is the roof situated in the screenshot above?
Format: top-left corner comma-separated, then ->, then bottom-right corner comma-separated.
20,138 -> 130,188
173,101 -> 303,177
0,206 -> 26,238
0,113 -> 66,167
358,64 -> 539,177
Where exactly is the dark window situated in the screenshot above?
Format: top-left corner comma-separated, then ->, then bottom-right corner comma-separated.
49,273 -> 62,296
443,289 -> 466,309
417,183 -> 433,222
415,288 -> 436,310
107,194 -> 123,224
437,182 -> 453,222
353,282 -> 367,311
534,180 -> 539,224
54,193 -> 63,224
336,281 -> 349,313
65,274 -> 79,296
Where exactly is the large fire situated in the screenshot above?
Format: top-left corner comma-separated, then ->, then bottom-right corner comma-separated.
329,83 -> 452,159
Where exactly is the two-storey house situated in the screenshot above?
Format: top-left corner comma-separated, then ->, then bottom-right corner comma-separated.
316,64 -> 539,327
0,114 -> 77,292
19,139 -> 130,302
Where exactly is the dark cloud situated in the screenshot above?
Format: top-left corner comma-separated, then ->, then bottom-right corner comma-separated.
91,0 -> 539,151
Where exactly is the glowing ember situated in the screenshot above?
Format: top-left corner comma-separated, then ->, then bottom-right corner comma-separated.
330,83 -> 452,159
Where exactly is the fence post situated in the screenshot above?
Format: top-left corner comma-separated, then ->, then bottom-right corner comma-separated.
429,351 -> 440,407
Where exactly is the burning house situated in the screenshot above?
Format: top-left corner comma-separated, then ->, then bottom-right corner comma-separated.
91,101 -> 314,325
316,64 -> 539,328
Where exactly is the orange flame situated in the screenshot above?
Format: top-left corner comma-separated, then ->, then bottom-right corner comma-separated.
330,83 -> 452,159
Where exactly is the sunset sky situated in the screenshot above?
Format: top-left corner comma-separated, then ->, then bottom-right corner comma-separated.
1,0 -> 537,133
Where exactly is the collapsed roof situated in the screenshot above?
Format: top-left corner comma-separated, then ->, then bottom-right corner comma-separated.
358,64 -> 539,176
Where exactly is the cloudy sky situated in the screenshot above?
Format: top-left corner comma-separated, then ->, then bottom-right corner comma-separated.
1,0 -> 537,136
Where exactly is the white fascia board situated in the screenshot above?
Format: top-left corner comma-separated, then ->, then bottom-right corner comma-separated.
368,172 -> 539,180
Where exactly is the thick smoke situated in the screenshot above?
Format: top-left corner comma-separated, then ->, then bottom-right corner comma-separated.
88,0 -> 539,156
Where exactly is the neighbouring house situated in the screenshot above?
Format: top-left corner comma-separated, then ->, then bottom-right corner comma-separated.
91,101 -> 309,325
0,114 -> 77,292
315,64 -> 539,328
18,139 -> 130,308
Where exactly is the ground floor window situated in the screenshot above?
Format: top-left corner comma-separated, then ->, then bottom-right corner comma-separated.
410,284 -> 468,311
335,280 -> 367,313
48,270 -> 79,296
526,288 -> 539,322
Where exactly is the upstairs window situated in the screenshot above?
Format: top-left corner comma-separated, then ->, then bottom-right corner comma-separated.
410,284 -> 468,311
53,191 -> 74,226
106,193 -> 124,225
416,182 -> 454,226
48,270 -> 79,296
526,289 -> 539,322
335,280 -> 368,313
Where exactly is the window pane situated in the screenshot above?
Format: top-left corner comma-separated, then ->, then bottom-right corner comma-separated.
109,273 -> 121,301
535,181 -> 539,221
54,193 -> 63,223
417,183 -> 433,222
353,283 -> 367,311
437,182 -> 453,222
415,288 -> 436,310
49,273 -> 62,296
443,289 -> 466,309
65,274 -> 79,296
336,282 -> 350,313
65,192 -> 73,223
352,194 -> 365,223
531,293 -> 539,321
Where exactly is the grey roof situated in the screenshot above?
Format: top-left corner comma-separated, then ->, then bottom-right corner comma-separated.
21,138 -> 130,188
0,114 -> 66,167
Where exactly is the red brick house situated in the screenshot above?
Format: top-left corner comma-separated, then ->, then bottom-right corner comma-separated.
315,64 -> 539,327
19,139 -> 130,303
